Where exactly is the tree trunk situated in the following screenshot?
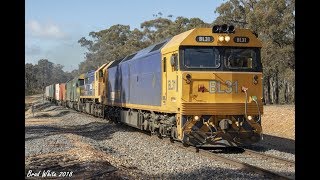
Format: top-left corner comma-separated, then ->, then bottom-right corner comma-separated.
266,75 -> 271,104
275,70 -> 279,104
263,85 -> 267,105
284,80 -> 289,103
269,76 -> 273,104
291,84 -> 295,104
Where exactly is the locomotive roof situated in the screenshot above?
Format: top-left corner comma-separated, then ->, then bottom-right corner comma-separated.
120,38 -> 171,63
108,57 -> 125,68
85,70 -> 95,77
105,27 -> 262,68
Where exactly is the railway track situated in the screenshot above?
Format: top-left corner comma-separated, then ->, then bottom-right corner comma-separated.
27,102 -> 294,179
42,106 -> 295,179
123,126 -> 295,179
242,148 -> 295,167
173,143 -> 295,180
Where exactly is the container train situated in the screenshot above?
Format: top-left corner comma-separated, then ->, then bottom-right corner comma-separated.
45,24 -> 263,147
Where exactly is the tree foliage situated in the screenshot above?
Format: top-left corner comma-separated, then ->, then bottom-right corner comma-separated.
25,59 -> 75,95
77,17 -> 210,73
214,0 -> 295,104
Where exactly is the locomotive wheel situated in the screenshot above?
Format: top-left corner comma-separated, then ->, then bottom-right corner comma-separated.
143,120 -> 148,131
183,142 -> 190,147
159,125 -> 164,137
157,132 -> 163,139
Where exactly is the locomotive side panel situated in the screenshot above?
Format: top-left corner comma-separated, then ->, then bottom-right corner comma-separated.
120,62 -> 130,104
95,62 -> 112,103
107,52 -> 164,111
83,70 -> 95,96
107,66 -> 118,105
128,52 -> 162,106
107,53 -> 162,106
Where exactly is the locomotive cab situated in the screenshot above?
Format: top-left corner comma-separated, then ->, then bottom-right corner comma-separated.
161,25 -> 263,147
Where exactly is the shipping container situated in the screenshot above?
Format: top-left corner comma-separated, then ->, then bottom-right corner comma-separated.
45,86 -> 50,98
55,84 -> 60,101
65,80 -> 72,101
48,84 -> 55,100
59,83 -> 66,101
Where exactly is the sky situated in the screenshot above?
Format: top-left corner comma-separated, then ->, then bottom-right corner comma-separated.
25,0 -> 225,72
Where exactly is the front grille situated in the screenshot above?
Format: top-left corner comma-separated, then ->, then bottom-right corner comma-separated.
181,102 -> 263,115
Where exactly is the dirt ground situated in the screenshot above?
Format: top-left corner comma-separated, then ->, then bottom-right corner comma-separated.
261,105 -> 295,140
25,94 -> 43,104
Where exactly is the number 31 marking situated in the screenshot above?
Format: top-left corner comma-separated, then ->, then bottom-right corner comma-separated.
209,80 -> 238,93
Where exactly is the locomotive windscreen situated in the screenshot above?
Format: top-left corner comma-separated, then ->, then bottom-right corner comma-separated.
180,46 -> 262,72
224,48 -> 258,69
183,47 -> 220,68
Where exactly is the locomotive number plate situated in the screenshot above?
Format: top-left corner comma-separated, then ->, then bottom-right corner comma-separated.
209,80 -> 238,93
233,36 -> 249,43
196,36 -> 214,42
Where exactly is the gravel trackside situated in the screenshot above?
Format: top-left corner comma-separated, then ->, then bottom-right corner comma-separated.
25,95 -> 294,179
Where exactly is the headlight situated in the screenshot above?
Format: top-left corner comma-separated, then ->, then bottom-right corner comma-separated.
225,35 -> 230,42
218,36 -> 224,42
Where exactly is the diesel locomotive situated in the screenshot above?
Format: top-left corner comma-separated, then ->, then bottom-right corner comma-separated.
45,24 -> 263,147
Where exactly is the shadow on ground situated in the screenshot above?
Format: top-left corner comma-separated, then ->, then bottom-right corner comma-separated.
25,101 -> 136,142
25,121 -> 133,142
25,157 -> 118,179
245,134 -> 295,154
25,153 -> 294,180
32,110 -> 71,118
198,134 -> 295,155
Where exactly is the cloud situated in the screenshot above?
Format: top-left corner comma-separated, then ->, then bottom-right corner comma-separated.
25,45 -> 42,55
26,20 -> 68,39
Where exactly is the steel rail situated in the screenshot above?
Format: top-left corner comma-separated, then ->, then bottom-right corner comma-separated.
174,143 -> 294,180
243,148 -> 295,166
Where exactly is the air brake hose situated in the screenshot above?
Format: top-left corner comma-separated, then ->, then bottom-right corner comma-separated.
252,98 -> 263,140
242,86 -> 249,120
242,86 -> 261,123
252,98 -> 261,123
242,86 -> 263,140
203,118 -> 217,141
